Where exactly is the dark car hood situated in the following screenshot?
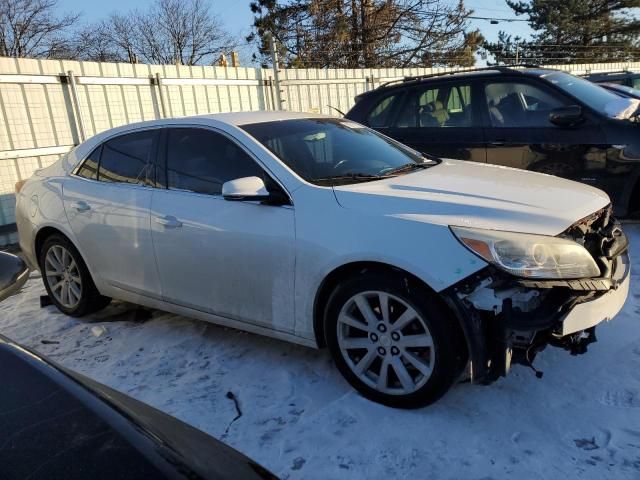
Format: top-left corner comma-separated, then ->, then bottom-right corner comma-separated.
0,335 -> 276,480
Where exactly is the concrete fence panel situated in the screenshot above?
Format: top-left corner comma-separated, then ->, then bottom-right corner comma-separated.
0,56 -> 639,245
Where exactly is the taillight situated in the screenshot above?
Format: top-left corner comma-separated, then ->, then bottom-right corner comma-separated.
15,180 -> 26,194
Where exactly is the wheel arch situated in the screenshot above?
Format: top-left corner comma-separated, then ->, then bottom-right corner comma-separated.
34,226 -> 95,283
312,261 -> 465,352
35,226 -> 70,262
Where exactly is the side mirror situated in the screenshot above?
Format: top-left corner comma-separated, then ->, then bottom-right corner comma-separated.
0,251 -> 29,303
549,105 -> 584,127
222,176 -> 270,201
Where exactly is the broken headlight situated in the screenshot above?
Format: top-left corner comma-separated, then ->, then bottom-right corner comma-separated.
451,226 -> 600,279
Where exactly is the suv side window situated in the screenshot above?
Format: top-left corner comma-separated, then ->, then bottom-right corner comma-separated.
98,130 -> 157,185
366,94 -> 399,127
165,128 -> 264,196
393,83 -> 476,128
485,81 -> 569,128
633,78 -> 640,89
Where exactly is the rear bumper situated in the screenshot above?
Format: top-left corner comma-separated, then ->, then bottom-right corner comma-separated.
559,252 -> 630,336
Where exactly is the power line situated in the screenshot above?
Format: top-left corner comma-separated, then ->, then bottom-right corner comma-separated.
468,15 -> 528,22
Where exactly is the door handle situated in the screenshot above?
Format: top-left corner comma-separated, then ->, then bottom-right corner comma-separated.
72,201 -> 91,212
490,140 -> 506,147
155,215 -> 182,229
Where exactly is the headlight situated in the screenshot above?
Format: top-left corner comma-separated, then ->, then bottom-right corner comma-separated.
451,226 -> 600,279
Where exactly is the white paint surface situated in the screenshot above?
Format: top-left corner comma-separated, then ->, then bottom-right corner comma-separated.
1,225 -> 639,480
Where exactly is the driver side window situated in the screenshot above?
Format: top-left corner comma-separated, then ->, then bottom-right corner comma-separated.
485,81 -> 569,128
165,128 -> 264,196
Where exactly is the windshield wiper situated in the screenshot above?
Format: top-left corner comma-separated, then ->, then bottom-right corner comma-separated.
311,173 -> 382,185
380,162 -> 430,177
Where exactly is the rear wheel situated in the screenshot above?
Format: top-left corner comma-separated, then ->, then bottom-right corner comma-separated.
39,234 -> 110,317
324,272 -> 462,408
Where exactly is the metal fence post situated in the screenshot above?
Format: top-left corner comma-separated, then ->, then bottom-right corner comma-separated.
154,73 -> 169,118
268,33 -> 284,110
66,70 -> 87,142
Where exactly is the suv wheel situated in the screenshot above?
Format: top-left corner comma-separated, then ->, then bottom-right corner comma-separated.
324,272 -> 461,408
39,234 -> 111,317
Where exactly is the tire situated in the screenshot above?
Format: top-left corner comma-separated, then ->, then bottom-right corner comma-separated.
324,271 -> 463,409
38,234 -> 111,317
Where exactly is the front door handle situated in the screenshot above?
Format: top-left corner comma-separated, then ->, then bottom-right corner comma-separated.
490,140 -> 506,147
72,201 -> 91,212
155,215 -> 182,229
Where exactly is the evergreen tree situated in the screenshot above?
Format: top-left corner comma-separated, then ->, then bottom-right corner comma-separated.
248,0 -> 483,68
484,0 -> 640,65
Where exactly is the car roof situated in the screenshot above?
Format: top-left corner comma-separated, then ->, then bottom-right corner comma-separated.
585,71 -> 640,81
64,111 -> 334,173
97,111 -> 331,136
367,66 -> 562,95
194,110 -> 330,125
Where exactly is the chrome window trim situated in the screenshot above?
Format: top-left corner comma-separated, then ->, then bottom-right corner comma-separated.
160,123 -> 294,206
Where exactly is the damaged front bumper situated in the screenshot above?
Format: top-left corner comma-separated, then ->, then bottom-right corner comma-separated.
442,206 -> 631,385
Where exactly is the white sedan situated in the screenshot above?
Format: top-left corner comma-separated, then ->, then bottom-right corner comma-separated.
15,112 -> 630,408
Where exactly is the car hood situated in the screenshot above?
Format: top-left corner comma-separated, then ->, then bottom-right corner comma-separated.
332,159 -> 610,236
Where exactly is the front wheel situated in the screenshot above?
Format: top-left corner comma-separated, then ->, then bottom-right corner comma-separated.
324,272 -> 463,408
39,234 -> 111,317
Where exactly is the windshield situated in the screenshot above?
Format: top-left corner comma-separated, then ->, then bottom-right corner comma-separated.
543,71 -> 639,119
241,118 -> 436,185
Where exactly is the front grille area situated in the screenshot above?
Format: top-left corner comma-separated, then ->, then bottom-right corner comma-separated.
563,203 -> 628,280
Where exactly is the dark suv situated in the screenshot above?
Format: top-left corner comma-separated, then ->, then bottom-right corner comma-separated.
345,67 -> 640,216
584,70 -> 640,89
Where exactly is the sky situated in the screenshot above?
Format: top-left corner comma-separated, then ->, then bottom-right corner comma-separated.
57,0 -> 535,64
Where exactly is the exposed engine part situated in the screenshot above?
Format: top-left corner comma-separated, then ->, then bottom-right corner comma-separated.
461,278 -> 544,315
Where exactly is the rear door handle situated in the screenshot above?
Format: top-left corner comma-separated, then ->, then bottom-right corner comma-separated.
155,215 -> 182,229
72,201 -> 91,212
490,140 -> 506,147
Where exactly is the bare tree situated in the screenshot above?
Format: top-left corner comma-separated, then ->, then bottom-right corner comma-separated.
72,0 -> 235,65
0,0 -> 79,58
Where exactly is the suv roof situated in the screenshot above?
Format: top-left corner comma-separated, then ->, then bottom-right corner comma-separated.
368,65 -> 561,95
584,70 -> 640,82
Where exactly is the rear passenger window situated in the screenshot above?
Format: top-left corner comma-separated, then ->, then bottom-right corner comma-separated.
366,94 -> 399,127
98,130 -> 156,185
76,146 -> 100,180
165,128 -> 264,196
394,83 -> 476,128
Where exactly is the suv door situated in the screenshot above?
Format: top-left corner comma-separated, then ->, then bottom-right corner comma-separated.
482,78 -> 608,184
63,129 -> 161,296
150,126 -> 295,332
379,80 -> 486,162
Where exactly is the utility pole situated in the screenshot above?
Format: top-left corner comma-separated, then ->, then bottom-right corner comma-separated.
267,32 -> 284,110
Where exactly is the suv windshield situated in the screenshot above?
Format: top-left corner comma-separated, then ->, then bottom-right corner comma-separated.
241,118 -> 436,185
543,71 -> 639,119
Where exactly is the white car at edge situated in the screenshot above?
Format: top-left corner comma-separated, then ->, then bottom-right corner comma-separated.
15,111 -> 631,408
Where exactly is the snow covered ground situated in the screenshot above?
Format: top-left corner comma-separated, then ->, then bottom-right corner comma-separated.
1,226 -> 640,480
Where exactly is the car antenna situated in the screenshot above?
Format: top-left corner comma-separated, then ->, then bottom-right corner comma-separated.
327,105 -> 345,116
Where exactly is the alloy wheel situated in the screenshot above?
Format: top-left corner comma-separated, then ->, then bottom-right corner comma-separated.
44,245 -> 82,309
336,290 -> 435,395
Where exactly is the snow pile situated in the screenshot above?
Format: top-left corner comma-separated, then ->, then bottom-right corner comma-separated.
1,226 -> 639,479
